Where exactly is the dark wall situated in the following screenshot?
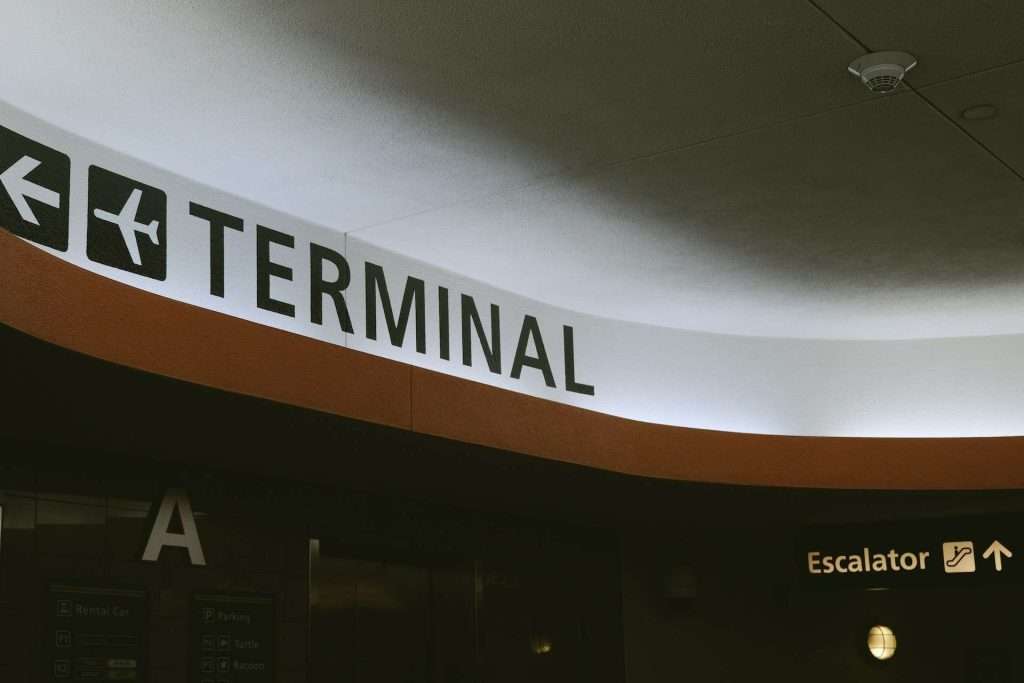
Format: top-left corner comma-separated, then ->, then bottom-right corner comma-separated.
621,525 -> 1024,682
0,461 -> 310,682
6,324 -> 1024,682
0,451 -> 624,683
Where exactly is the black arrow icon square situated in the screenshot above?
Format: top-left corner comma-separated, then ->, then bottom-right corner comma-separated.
87,165 -> 167,280
0,125 -> 71,251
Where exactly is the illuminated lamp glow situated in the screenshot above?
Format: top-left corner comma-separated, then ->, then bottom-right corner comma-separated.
867,625 -> 896,660
530,635 -> 553,655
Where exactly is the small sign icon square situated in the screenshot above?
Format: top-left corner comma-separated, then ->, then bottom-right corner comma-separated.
202,634 -> 217,651
942,541 -> 976,573
55,629 -> 73,648
56,599 -> 73,617
53,660 -> 71,678
87,165 -> 167,280
217,634 -> 231,651
217,657 -> 231,673
0,125 -> 70,250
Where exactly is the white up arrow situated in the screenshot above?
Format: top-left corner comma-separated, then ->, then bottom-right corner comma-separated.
0,155 -> 61,226
982,540 -> 1012,572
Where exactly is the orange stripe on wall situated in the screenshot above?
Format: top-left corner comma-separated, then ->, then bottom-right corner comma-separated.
3,227 -> 1023,490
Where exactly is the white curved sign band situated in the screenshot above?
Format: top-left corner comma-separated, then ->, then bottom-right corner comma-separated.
3,100 -> 1023,438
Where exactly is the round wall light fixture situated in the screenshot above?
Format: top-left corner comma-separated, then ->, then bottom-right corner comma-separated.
867,625 -> 897,660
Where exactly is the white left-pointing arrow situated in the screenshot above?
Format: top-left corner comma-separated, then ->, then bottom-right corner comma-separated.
982,540 -> 1013,572
1,155 -> 61,226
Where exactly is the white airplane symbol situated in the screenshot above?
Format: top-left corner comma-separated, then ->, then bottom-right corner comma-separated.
93,188 -> 160,266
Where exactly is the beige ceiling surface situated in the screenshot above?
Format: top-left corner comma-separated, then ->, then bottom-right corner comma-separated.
361,90 -> 1024,338
814,0 -> 1024,85
258,0 -> 876,166
2,0 -> 1023,339
923,60 -> 1024,175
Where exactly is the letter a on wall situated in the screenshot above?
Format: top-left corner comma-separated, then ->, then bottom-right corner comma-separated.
142,489 -> 206,566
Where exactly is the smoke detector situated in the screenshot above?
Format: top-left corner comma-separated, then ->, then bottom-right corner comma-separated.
847,51 -> 917,93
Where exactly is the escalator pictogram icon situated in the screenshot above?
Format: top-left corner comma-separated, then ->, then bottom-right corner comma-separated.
942,541 -> 976,574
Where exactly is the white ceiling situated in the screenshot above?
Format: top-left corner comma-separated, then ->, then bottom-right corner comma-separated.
3,0 -> 1023,339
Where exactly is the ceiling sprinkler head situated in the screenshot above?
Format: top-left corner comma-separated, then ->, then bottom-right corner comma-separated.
848,51 -> 917,93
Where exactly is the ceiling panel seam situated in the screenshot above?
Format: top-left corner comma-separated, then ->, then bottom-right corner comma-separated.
905,86 -> 1024,183
804,0 -> 871,53
805,0 -> 1024,184
916,55 -> 1024,90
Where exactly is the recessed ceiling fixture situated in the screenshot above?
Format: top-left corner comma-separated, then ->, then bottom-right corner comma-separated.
848,51 -> 918,93
961,104 -> 998,121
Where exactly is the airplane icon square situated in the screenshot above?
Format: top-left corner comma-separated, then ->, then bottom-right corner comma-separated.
87,165 -> 167,280
942,541 -> 976,574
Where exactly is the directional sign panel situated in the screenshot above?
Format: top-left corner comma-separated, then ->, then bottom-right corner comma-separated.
0,124 -> 70,250
87,165 -> 167,280
797,515 -> 1023,590
45,583 -> 148,683
191,593 -> 274,683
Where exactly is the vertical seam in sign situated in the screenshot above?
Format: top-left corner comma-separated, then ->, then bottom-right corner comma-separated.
343,231 -> 349,349
804,0 -> 1024,184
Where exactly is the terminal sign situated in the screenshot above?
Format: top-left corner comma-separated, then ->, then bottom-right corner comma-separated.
797,515 -> 1022,590
0,118 -> 597,402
